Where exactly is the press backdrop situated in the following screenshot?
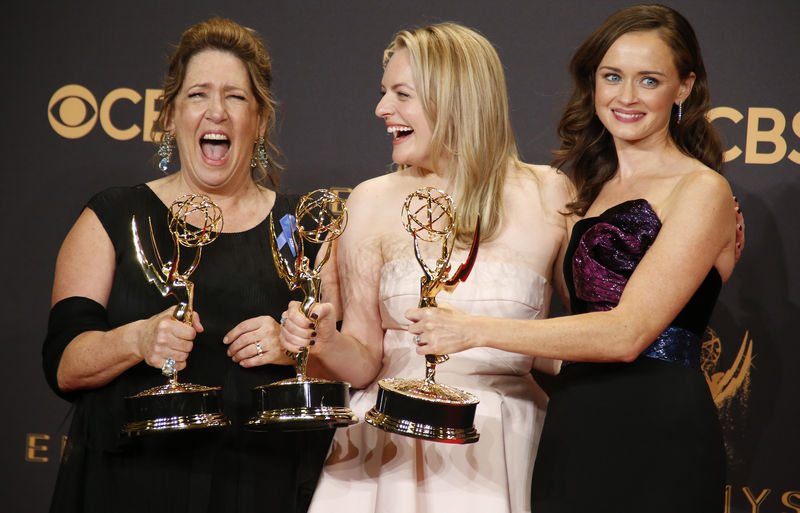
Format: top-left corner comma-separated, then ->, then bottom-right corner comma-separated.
3,1 -> 798,511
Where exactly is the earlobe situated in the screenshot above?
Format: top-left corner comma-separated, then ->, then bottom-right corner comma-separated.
162,105 -> 175,133
678,72 -> 697,104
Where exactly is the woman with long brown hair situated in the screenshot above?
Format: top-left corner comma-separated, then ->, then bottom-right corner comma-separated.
408,6 -> 734,511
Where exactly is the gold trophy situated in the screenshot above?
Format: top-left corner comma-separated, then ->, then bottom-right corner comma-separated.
365,187 -> 481,444
123,194 -> 230,435
247,189 -> 358,430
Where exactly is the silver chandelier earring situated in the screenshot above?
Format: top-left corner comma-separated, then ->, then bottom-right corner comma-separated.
677,102 -> 683,123
251,136 -> 269,169
158,133 -> 174,172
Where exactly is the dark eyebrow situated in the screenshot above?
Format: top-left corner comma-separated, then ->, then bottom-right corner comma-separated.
598,65 -> 667,77
638,70 -> 667,77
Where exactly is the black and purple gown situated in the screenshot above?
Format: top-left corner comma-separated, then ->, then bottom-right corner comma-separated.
530,199 -> 726,512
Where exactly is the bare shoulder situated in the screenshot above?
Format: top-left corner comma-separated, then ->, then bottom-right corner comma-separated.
516,163 -> 574,213
671,165 -> 732,209
340,171 -> 405,240
658,164 -> 734,234
659,163 -> 736,279
345,172 -> 402,209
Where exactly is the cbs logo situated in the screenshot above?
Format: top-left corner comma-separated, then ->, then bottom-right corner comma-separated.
710,107 -> 800,165
48,84 -> 163,141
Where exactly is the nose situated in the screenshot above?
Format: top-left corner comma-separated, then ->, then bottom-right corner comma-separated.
375,93 -> 393,119
206,93 -> 228,123
619,79 -> 637,104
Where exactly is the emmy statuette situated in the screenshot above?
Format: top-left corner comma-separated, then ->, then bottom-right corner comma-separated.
123,194 -> 230,435
365,187 -> 481,444
247,189 -> 358,431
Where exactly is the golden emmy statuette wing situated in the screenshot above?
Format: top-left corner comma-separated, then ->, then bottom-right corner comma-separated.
247,189 -> 358,431
365,187 -> 482,444
123,194 -> 230,436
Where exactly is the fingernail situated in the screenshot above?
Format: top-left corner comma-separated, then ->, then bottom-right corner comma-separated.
309,323 -> 315,329
737,242 -> 741,248
733,196 -> 737,201
310,313 -> 319,320
310,340 -> 316,346
222,337 -> 228,344
738,225 -> 742,231
311,332 -> 317,337
736,207 -> 741,213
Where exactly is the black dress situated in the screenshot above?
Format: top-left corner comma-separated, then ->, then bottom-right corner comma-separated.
530,200 -> 726,513
46,185 -> 332,513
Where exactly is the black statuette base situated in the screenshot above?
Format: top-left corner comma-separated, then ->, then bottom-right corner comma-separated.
365,378 -> 479,444
246,377 -> 358,431
123,385 -> 230,435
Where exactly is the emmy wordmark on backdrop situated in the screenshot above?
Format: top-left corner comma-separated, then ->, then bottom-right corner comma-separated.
123,194 -> 230,435
247,189 -> 358,431
366,187 -> 481,444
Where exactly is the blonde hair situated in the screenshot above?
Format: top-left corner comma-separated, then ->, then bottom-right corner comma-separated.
153,17 -> 282,186
385,23 -> 521,243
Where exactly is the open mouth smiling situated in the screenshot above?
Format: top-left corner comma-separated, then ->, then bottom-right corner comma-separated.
387,125 -> 414,142
612,110 -> 645,121
200,132 -> 231,162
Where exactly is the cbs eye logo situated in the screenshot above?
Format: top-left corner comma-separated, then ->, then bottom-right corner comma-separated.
48,84 -> 163,141
48,85 -> 98,139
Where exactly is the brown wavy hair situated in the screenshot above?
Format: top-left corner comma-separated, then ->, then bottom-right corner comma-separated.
553,4 -> 723,215
151,17 -> 282,186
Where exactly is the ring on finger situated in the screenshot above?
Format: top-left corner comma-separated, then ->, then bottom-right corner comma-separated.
413,334 -> 422,346
255,342 -> 263,357
161,357 -> 176,377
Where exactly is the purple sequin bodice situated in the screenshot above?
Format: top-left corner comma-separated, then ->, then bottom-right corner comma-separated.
572,199 -> 660,311
564,199 -> 720,368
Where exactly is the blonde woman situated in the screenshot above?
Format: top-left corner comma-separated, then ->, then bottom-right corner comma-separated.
280,23 -> 570,512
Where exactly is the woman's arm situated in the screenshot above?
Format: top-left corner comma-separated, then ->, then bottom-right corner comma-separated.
408,170 -> 736,363
280,180 -> 387,388
52,208 -> 200,393
546,168 -> 575,312
531,166 -> 573,375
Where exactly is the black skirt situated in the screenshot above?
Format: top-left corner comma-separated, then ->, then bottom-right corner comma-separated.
531,357 -> 725,513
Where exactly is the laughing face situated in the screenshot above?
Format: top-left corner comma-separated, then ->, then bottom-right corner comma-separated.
594,30 -> 694,148
166,49 -> 266,190
375,49 -> 436,171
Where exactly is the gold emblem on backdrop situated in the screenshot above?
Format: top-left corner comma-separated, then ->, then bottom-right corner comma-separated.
702,328 -> 754,467
702,328 -> 754,410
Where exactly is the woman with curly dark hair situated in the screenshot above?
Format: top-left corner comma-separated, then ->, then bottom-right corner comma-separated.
408,6 -> 734,511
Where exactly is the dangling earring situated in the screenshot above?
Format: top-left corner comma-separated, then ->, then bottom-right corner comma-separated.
251,135 -> 269,169
158,133 -> 174,172
677,102 -> 683,123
